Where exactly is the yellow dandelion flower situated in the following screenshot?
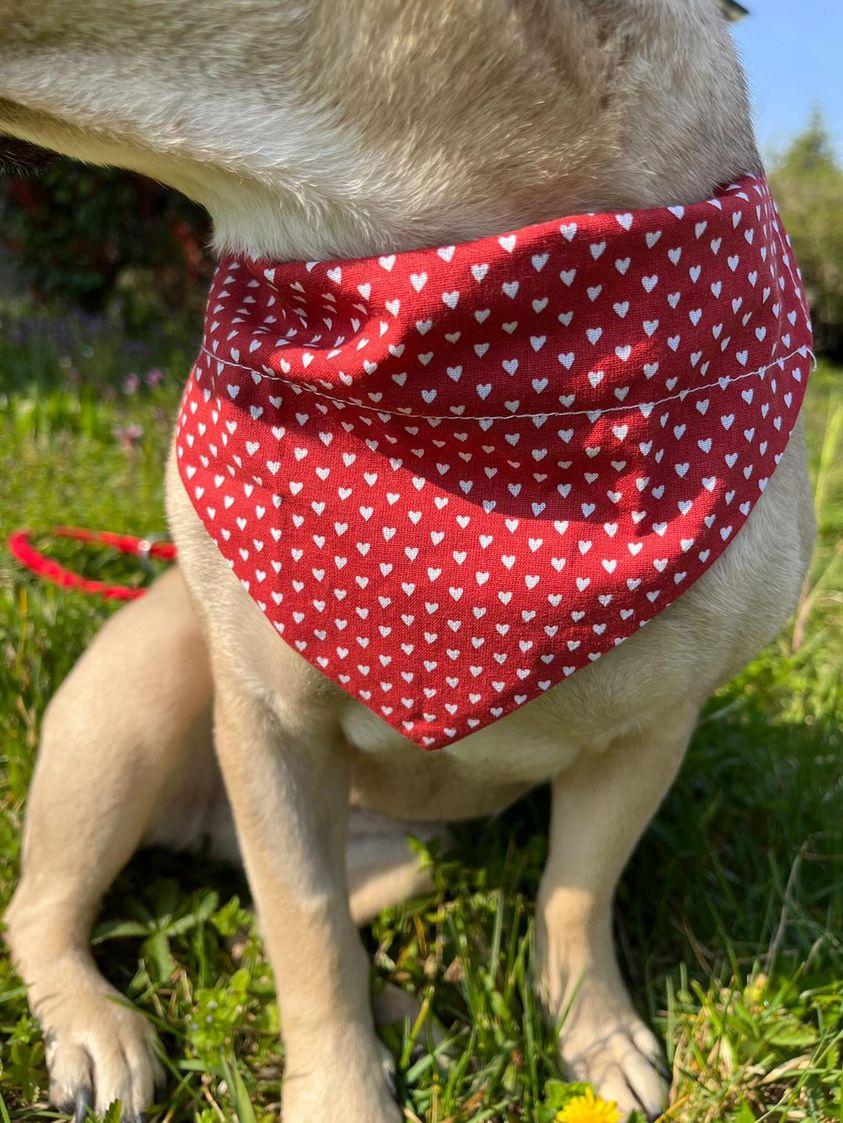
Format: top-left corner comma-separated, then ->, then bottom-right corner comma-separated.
555,1086 -> 622,1123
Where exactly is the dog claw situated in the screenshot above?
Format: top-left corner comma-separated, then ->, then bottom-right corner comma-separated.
623,1071 -> 667,1122
72,1087 -> 93,1123
620,1083 -> 660,1122
380,1051 -> 397,1097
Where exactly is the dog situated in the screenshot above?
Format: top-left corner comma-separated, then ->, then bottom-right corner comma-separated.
1,2 -> 816,1120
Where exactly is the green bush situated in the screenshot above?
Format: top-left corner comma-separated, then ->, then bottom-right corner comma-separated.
0,157 -> 211,325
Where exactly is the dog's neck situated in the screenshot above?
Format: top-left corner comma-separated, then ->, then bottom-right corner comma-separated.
0,1 -> 757,264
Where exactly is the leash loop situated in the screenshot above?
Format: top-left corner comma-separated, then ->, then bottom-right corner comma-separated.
7,527 -> 177,601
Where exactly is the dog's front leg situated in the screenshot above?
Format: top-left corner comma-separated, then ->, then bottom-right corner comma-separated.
212,680 -> 400,1123
537,704 -> 699,1120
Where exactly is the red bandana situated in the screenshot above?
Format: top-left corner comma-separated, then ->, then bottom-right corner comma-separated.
176,174 -> 811,748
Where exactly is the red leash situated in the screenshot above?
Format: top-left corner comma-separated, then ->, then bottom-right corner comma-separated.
8,527 -> 177,601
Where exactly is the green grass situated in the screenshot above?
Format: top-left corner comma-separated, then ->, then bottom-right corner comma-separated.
0,299 -> 841,1123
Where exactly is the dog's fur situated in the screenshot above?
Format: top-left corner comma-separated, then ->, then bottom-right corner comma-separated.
1,2 -> 815,1120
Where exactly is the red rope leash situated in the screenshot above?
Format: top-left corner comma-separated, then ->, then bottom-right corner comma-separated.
7,527 -> 177,601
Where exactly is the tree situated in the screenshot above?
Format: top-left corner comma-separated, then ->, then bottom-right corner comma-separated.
769,113 -> 843,358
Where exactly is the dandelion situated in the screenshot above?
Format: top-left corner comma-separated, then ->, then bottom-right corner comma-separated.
556,1087 -> 622,1123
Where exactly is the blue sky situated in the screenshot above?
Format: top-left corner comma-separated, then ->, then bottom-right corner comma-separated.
731,0 -> 843,158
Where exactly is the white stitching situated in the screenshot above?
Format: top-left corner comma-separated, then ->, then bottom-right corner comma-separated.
198,343 -> 813,424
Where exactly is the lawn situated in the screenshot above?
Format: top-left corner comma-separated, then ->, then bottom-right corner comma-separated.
0,297 -> 841,1123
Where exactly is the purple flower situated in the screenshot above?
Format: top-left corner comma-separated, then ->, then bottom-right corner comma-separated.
114,422 -> 144,453
145,367 -> 165,388
122,372 -> 141,395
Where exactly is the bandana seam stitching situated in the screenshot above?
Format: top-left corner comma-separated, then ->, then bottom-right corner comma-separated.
198,344 -> 813,424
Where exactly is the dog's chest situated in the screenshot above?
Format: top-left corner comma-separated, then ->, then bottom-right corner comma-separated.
341,676 -> 616,792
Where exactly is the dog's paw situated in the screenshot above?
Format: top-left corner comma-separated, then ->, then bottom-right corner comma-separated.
44,991 -> 163,1123
559,995 -> 669,1121
282,1034 -> 401,1123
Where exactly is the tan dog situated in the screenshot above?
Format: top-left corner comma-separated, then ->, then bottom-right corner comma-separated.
1,2 -> 815,1120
